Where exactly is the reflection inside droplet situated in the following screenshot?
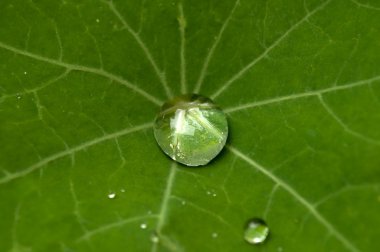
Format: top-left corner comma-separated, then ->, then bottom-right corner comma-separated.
153,94 -> 229,166
107,192 -> 116,199
244,218 -> 269,244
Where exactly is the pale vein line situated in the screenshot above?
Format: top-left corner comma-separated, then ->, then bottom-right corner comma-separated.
225,74 -> 380,113
211,0 -> 332,99
0,41 -> 162,105
193,0 -> 240,93
318,94 -> 380,146
104,0 -> 173,98
314,183 -> 380,207
33,91 -> 44,120
1,69 -> 70,99
228,145 -> 360,252
69,180 -> 88,233
171,195 -> 240,237
25,27 -> 31,50
333,38 -> 359,86
263,183 -> 280,219
11,202 -> 22,247
0,122 -> 153,185
77,214 -> 158,242
86,28 -> 104,70
178,3 -> 187,94
350,0 -> 380,11
151,163 -> 177,252
53,21 -> 63,61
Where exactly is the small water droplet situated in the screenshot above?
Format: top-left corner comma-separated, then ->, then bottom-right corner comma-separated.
153,94 -> 228,166
212,232 -> 218,238
212,193 -> 217,197
16,95 -> 21,100
244,218 -> 269,245
207,191 -> 211,195
151,232 -> 159,243
23,71 -> 27,75
140,223 -> 147,229
96,18 -> 100,23
181,201 -> 186,205
120,188 -> 125,193
107,192 -> 116,199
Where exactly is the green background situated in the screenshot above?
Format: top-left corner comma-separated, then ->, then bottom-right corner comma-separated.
1,0 -> 380,251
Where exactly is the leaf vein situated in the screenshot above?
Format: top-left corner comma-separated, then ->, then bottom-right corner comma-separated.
350,0 -> 380,11
0,42 -> 162,105
77,214 -> 158,242
0,122 -> 153,185
151,163 -> 177,252
178,3 -> 187,94
318,94 -> 380,146
211,0 -> 332,99
225,75 -> 380,113
228,145 -> 360,252
103,0 -> 173,98
193,0 -> 241,93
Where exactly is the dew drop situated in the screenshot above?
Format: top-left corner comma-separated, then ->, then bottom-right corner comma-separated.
153,94 -> 228,166
211,232 -> 218,238
244,218 -> 269,245
107,192 -> 116,199
150,232 -> 159,243
140,223 -> 147,229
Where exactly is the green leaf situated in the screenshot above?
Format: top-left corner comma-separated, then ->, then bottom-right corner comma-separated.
1,0 -> 379,251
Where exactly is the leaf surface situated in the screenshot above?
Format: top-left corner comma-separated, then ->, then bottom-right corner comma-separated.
1,0 -> 380,251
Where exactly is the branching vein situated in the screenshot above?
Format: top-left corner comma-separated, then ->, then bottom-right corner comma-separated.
228,145 -> 360,252
350,0 -> 380,11
318,94 -> 380,146
151,163 -> 177,252
77,214 -> 158,242
103,0 -> 173,98
225,74 -> 380,113
193,0 -> 240,93
0,122 -> 153,185
0,41 -> 162,105
211,0 -> 332,99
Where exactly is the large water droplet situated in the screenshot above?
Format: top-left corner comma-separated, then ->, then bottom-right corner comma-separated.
244,218 -> 269,244
153,94 -> 228,166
